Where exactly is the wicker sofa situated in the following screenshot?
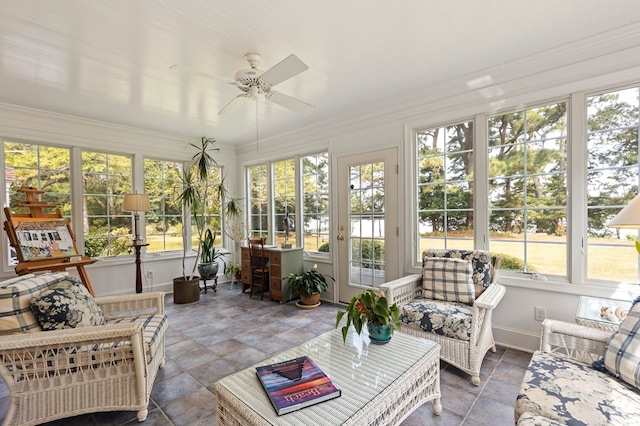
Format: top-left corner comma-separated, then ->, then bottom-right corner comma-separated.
0,272 -> 167,425
380,249 -> 503,386
515,319 -> 640,425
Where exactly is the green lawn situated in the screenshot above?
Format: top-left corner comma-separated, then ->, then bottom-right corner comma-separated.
421,235 -> 638,283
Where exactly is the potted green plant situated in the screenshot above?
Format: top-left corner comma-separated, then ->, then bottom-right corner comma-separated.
335,290 -> 401,344
225,262 -> 242,280
197,228 -> 226,279
173,136 -> 222,304
287,264 -> 334,309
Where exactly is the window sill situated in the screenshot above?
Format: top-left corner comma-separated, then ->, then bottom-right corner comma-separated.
498,274 -> 640,301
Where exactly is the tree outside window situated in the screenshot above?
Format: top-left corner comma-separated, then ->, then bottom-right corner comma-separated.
587,87 -> 640,282
488,103 -> 568,275
3,141 -> 71,264
416,122 -> 474,260
82,151 -> 132,257
144,158 -> 183,252
302,153 -> 330,253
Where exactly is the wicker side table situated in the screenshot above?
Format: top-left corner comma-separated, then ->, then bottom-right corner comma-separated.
575,295 -> 629,332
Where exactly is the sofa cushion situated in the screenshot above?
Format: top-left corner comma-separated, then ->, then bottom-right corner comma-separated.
0,272 -> 71,334
516,412 -> 564,426
30,280 -> 105,330
516,350 -> 640,425
107,314 -> 168,361
399,298 -> 472,341
599,297 -> 640,390
422,257 -> 475,304
424,249 -> 492,288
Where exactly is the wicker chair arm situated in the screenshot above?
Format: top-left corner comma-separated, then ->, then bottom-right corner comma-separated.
96,291 -> 165,318
0,322 -> 143,350
0,322 -> 147,387
540,319 -> 611,362
379,274 -> 422,305
474,283 -> 505,310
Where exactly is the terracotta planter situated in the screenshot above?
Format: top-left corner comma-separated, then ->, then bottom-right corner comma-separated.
299,293 -> 320,307
173,276 -> 201,304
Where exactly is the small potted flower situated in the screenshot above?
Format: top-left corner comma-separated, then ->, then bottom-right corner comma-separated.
287,264 -> 334,309
224,262 -> 242,281
335,289 -> 401,344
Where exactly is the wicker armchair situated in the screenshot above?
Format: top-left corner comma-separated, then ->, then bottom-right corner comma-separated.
380,250 -> 503,386
0,290 -> 167,425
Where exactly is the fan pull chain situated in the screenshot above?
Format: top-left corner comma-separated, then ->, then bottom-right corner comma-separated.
255,99 -> 259,153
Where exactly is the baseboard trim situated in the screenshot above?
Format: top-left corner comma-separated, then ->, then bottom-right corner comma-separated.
493,325 -> 540,353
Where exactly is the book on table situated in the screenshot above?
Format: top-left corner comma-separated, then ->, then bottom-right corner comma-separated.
256,355 -> 341,415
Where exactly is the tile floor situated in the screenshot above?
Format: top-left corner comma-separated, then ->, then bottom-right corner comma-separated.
0,282 -> 532,425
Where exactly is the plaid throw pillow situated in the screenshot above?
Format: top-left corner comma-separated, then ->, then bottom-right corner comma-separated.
602,297 -> 640,390
422,257 -> 475,304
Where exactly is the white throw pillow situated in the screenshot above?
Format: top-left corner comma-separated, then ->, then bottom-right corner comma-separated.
422,257 -> 475,305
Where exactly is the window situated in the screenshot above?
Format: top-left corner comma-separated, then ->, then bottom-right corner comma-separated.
416,122 -> 474,260
302,152 -> 330,253
488,103 -> 568,276
144,159 -> 183,253
247,152 -> 330,253
248,164 -> 269,240
587,87 -> 640,282
273,159 -> 296,247
3,141 -> 71,264
82,151 -> 132,257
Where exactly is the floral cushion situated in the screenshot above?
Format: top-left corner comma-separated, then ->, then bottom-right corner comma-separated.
516,412 -> 564,426
422,257 -> 475,304
399,298 -> 472,341
516,350 -> 640,425
424,249 -> 492,288
30,280 -> 105,330
600,297 -> 640,390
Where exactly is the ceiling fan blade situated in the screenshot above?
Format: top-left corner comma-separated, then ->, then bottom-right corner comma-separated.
218,95 -> 248,115
259,54 -> 309,87
169,64 -> 231,83
266,92 -> 315,115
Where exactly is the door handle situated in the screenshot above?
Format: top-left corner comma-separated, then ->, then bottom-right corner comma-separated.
337,235 -> 345,241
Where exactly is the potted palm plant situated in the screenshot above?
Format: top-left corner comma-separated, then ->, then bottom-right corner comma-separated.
173,136 -> 222,304
335,290 -> 401,344
287,264 -> 334,309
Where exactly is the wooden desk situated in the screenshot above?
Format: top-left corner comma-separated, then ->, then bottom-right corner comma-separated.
241,246 -> 303,303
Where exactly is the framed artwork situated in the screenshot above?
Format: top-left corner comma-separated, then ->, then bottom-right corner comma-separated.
10,218 -> 78,261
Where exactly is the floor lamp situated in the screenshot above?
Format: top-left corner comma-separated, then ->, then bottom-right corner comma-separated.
123,193 -> 150,293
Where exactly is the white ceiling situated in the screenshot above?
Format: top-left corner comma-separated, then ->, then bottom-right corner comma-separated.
2,0 -> 640,147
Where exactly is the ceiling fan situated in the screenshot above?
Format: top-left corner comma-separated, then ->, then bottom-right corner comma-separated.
171,53 -> 315,116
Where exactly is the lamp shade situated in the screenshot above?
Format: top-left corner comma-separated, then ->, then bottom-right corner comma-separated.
607,194 -> 640,229
123,193 -> 150,213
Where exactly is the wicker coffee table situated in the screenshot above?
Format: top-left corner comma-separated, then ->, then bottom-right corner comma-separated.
214,328 -> 441,425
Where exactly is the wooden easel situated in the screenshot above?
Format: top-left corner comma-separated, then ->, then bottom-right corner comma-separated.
3,187 -> 97,296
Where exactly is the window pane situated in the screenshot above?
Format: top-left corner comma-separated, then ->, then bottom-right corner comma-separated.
3,141 -> 71,265
302,153 -> 330,253
587,87 -> 640,281
144,158 -> 184,253
249,165 -> 268,240
417,121 -> 474,259
82,151 -> 132,257
488,102 -> 568,276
